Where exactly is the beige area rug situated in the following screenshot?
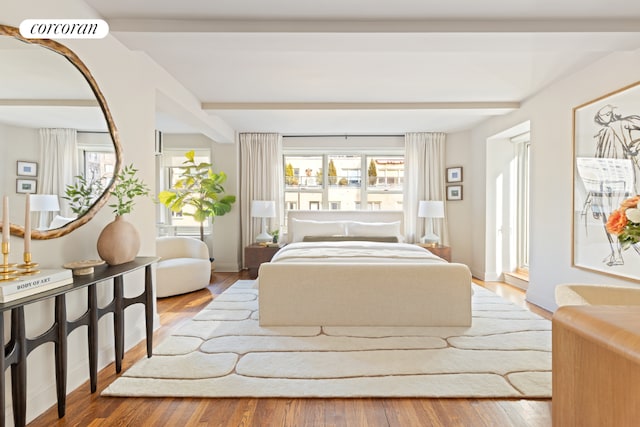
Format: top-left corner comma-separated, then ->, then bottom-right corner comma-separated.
102,280 -> 552,398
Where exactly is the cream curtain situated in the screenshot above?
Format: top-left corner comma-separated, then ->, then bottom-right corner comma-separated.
404,132 -> 448,244
239,133 -> 283,266
39,128 -> 78,220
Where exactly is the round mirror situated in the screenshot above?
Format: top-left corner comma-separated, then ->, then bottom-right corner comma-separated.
0,24 -> 122,239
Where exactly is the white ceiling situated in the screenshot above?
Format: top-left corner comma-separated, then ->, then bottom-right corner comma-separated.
0,36 -> 106,131
5,1 -> 640,138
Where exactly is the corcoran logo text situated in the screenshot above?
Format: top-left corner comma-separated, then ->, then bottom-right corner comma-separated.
20,19 -> 109,39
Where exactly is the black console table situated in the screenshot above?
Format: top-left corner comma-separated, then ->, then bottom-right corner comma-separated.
0,256 -> 158,427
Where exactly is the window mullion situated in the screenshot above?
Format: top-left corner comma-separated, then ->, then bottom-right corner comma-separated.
361,154 -> 367,210
322,154 -> 328,209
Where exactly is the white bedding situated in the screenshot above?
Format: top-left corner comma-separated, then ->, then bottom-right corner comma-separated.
271,241 -> 446,264
259,210 -> 471,326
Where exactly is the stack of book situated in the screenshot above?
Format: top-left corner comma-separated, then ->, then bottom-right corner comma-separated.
0,269 -> 74,303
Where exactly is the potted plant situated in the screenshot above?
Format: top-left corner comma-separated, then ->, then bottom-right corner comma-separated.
63,175 -> 107,216
97,164 -> 150,265
107,164 -> 150,216
158,150 -> 236,241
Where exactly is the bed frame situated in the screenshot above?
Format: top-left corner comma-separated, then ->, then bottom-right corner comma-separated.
258,210 -> 472,327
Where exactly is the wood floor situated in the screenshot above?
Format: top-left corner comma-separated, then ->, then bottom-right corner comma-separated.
31,272 -> 552,427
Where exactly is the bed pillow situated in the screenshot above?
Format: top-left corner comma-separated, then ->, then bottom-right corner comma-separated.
346,220 -> 403,242
288,218 -> 347,243
48,215 -> 76,229
302,235 -> 399,243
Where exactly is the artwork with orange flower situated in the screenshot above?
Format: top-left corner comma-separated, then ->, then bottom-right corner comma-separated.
606,196 -> 640,249
574,83 -> 640,279
606,209 -> 627,235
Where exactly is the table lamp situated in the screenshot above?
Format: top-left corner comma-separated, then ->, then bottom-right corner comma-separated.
418,200 -> 444,247
251,200 -> 276,243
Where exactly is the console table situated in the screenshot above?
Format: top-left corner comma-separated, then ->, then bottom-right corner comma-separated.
0,256 -> 158,427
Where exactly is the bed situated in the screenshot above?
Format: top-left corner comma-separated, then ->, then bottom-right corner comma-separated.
258,210 -> 472,327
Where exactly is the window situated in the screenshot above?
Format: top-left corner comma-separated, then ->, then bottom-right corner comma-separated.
83,151 -> 116,182
512,133 -> 530,273
518,141 -> 530,271
283,153 -> 404,218
77,132 -> 116,185
77,150 -> 116,204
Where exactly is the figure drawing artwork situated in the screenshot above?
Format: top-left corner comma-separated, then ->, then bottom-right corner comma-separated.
573,81 -> 640,280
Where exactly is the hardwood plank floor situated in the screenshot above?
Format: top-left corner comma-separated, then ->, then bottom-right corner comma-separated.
30,272 -> 552,427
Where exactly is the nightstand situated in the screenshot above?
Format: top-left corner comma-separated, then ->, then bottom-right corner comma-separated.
245,244 -> 282,279
416,244 -> 451,262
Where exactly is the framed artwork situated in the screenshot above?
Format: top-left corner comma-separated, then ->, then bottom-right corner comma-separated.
447,185 -> 463,201
573,80 -> 640,280
17,160 -> 38,177
16,179 -> 37,194
446,166 -> 463,183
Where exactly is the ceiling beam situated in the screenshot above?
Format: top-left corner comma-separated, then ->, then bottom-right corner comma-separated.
202,101 -> 519,111
0,99 -> 99,107
108,18 -> 640,33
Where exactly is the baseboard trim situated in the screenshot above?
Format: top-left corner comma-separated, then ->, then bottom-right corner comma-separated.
214,262 -> 241,272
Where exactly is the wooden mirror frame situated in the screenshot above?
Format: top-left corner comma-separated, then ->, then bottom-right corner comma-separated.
0,24 -> 122,239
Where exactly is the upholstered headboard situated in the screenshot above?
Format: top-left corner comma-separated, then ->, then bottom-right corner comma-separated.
285,210 -> 404,243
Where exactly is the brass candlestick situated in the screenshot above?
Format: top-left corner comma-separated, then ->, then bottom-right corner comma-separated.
17,251 -> 40,275
0,241 -> 18,282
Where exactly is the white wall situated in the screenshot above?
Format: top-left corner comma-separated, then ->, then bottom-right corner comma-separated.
457,49 -> 640,312
444,131 -> 474,266
1,1 -> 233,423
0,124 -> 39,222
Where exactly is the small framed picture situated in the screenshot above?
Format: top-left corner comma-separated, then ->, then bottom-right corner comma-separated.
17,161 -> 38,177
16,179 -> 37,194
447,185 -> 463,201
446,166 -> 463,183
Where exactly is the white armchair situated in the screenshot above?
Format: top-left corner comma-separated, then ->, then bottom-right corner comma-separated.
156,236 -> 211,298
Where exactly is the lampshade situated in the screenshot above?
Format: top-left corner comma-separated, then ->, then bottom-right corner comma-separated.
418,200 -> 444,218
252,200 -> 276,243
251,200 -> 276,218
30,194 -> 60,212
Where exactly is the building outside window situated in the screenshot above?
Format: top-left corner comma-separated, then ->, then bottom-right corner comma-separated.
283,153 -> 404,225
83,151 -> 116,183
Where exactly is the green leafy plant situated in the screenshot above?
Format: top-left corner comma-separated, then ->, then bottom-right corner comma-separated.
63,175 -> 106,216
158,150 -> 236,241
109,164 -> 150,216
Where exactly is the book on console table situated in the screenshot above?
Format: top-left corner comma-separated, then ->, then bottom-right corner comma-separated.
0,269 -> 73,302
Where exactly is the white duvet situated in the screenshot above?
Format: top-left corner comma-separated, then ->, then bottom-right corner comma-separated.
271,241 -> 447,264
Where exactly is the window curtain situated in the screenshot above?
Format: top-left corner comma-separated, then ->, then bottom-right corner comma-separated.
404,132 -> 448,244
39,128 -> 78,221
239,133 -> 283,267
